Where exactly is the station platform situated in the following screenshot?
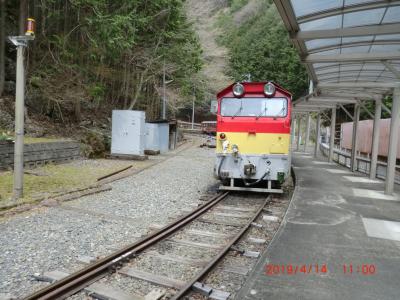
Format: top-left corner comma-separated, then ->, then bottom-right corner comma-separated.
237,151 -> 400,300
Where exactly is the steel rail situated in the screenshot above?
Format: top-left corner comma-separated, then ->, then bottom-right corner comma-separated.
171,194 -> 272,300
23,192 -> 230,300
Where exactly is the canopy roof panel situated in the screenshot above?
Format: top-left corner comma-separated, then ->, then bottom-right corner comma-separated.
274,0 -> 400,112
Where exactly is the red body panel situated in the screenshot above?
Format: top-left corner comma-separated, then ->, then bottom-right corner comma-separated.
217,117 -> 290,134
216,83 -> 292,134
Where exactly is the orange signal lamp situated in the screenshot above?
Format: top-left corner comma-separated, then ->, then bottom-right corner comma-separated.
26,18 -> 36,36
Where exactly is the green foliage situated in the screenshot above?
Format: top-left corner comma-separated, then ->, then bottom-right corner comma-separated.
359,96 -> 392,120
229,0 -> 250,12
80,131 -> 107,158
89,83 -> 106,104
0,131 -> 13,142
6,0 -> 204,121
218,0 -> 308,99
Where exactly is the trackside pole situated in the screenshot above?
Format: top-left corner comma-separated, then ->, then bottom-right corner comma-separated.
162,60 -> 166,119
9,20 -> 35,199
13,45 -> 25,199
370,99 -> 381,179
191,93 -> 195,129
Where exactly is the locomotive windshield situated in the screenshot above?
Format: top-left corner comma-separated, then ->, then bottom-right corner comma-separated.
220,97 -> 287,118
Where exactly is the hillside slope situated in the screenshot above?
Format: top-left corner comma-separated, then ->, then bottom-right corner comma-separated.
185,0 -> 231,94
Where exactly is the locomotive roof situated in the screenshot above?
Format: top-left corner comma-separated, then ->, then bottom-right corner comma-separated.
217,82 -> 292,99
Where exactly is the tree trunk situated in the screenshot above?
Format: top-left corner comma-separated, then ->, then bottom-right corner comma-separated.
75,97 -> 81,122
19,0 -> 28,35
0,0 -> 5,97
128,69 -> 148,110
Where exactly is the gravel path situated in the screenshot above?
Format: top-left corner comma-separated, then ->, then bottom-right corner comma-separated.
0,137 -> 218,298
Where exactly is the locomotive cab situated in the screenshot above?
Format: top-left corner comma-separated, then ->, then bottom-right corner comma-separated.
214,81 -> 292,193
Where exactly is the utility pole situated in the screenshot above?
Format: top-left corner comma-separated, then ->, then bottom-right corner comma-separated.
8,19 -> 35,199
191,91 -> 195,129
162,60 -> 166,119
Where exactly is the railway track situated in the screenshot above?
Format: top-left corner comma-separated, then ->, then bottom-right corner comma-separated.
24,192 -> 275,300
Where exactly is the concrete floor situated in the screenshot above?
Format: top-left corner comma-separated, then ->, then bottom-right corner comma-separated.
236,151 -> 400,300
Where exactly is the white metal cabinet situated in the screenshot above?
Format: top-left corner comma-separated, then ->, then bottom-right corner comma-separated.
111,110 -> 146,156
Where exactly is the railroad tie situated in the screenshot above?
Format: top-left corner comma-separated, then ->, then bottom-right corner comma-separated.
167,238 -> 224,249
230,246 -> 260,258
219,265 -> 250,276
119,267 -> 186,290
186,229 -> 232,239
211,212 -> 252,219
214,205 -> 256,213
32,270 -> 155,300
247,236 -> 267,244
145,251 -> 209,267
263,214 -> 279,222
197,217 -> 244,227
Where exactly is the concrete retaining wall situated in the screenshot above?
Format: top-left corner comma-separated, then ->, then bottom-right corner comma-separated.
0,141 -> 81,169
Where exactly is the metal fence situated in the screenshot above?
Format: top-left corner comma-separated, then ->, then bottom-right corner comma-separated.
177,120 -> 201,130
319,143 -> 400,184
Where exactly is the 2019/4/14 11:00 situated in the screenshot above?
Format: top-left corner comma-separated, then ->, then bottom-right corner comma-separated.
265,264 -> 376,275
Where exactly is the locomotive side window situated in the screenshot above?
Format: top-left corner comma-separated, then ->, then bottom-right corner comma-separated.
220,98 -> 287,118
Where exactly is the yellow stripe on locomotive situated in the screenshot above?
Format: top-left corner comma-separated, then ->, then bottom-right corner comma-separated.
216,132 -> 290,155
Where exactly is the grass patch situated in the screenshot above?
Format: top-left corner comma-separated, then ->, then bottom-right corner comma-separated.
24,137 -> 67,144
0,159 -> 134,206
0,128 -> 67,144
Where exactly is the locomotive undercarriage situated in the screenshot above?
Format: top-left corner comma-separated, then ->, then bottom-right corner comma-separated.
215,153 -> 289,193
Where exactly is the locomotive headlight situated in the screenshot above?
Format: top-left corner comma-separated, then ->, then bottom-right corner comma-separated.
219,133 -> 226,140
232,144 -> 239,153
264,82 -> 276,97
232,83 -> 245,97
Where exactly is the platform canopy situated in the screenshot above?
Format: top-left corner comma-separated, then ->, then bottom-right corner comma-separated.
274,0 -> 400,112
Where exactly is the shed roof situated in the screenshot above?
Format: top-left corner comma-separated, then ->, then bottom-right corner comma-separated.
274,0 -> 400,112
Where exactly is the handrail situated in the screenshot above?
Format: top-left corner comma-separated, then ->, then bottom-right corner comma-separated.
319,143 -> 400,184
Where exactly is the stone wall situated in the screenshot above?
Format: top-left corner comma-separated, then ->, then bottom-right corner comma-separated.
0,141 -> 81,169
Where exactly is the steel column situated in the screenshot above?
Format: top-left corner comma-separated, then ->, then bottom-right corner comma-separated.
351,104 -> 360,172
304,113 -> 311,152
385,88 -> 400,195
314,113 -> 321,158
370,99 -> 382,179
291,116 -> 296,148
329,108 -> 336,162
296,115 -> 301,151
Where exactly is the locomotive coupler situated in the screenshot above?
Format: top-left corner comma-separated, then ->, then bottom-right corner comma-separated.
244,163 -> 256,177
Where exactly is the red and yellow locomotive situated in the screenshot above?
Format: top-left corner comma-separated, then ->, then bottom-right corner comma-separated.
214,81 -> 292,193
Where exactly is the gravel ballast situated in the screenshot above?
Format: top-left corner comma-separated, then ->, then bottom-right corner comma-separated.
0,138 -> 218,298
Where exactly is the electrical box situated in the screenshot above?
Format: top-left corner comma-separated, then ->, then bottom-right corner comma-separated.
158,122 -> 169,153
145,123 -> 160,152
111,110 -> 146,156
145,121 -> 170,154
